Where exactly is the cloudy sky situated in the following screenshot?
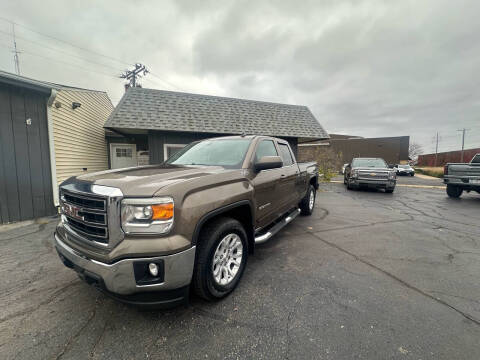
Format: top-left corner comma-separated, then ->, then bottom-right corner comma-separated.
1,0 -> 479,154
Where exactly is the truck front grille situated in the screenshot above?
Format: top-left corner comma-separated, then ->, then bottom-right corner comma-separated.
358,171 -> 389,180
60,190 -> 109,245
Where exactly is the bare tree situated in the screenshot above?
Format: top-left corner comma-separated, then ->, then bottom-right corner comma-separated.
409,142 -> 423,160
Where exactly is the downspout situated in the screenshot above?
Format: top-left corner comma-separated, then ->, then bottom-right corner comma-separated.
47,89 -> 59,206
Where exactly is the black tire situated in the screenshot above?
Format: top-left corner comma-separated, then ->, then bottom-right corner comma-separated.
192,217 -> 248,301
300,185 -> 316,215
446,185 -> 463,198
385,188 -> 394,193
344,176 -> 347,185
346,178 -> 353,190
411,173 -> 415,177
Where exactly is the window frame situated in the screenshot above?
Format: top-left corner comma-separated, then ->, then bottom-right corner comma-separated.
277,141 -> 295,167
163,143 -> 187,161
254,139 -> 279,163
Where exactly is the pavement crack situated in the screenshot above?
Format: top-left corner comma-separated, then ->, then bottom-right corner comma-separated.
309,232 -> 480,327
0,280 -> 81,324
56,297 -> 103,360
89,321 -> 108,359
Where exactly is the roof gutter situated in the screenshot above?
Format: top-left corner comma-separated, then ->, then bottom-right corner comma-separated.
46,89 -> 59,207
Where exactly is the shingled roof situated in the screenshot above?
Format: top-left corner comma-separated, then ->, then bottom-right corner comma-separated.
105,88 -> 329,139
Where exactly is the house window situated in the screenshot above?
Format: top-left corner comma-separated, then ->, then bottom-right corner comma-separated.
164,144 -> 186,161
116,148 -> 132,158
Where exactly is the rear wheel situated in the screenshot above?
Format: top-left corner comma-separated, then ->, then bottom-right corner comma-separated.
446,184 -> 463,198
193,217 -> 248,301
300,185 -> 316,215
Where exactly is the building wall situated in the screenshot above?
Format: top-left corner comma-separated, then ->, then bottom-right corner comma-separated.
417,148 -> 480,167
51,89 -> 113,184
298,136 -> 410,167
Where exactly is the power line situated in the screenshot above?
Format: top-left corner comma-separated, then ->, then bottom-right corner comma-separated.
0,29 -> 123,72
0,16 -> 186,92
0,44 -> 118,79
0,16 -> 133,67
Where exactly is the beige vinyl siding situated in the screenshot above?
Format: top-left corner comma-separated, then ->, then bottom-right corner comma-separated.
51,89 -> 113,185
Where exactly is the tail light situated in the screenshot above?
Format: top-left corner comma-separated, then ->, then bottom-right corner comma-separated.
444,165 -> 448,175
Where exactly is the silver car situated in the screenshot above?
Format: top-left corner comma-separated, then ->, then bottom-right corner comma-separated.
396,164 -> 415,176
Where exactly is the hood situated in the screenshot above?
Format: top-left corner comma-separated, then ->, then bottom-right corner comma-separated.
74,165 -> 230,197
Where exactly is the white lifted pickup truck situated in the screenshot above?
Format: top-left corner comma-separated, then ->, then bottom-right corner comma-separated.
443,154 -> 480,198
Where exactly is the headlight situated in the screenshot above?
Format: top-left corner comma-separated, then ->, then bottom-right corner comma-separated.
121,197 -> 174,234
389,171 -> 396,179
352,169 -> 359,178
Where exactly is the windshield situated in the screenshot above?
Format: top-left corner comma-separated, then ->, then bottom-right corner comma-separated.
398,165 -> 411,168
352,158 -> 387,168
165,139 -> 251,168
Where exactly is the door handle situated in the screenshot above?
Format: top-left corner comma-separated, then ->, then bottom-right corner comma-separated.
280,174 -> 286,178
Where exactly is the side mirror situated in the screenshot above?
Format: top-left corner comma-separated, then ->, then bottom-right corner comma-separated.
255,156 -> 283,172
388,164 -> 395,169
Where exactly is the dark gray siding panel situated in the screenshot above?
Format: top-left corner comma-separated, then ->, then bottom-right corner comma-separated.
11,90 -> 34,220
0,84 -> 55,224
37,96 -> 56,216
0,86 -> 20,222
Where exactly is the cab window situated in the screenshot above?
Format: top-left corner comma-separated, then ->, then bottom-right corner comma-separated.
255,140 -> 278,162
278,143 -> 293,166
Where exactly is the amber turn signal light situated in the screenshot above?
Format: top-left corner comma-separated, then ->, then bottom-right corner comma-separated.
152,203 -> 174,220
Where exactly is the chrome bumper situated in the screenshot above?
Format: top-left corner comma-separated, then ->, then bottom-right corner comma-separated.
351,178 -> 395,186
444,176 -> 480,186
54,232 -> 196,295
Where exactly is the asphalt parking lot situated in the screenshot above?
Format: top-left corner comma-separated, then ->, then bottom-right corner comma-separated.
1,177 -> 479,359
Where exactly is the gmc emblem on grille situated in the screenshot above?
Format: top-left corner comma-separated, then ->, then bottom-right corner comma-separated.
62,204 -> 83,221
370,173 -> 376,177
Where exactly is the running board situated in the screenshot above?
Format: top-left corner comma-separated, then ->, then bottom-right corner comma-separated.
254,208 -> 301,244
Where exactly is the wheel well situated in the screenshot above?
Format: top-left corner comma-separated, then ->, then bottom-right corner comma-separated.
310,175 -> 319,189
194,203 -> 255,254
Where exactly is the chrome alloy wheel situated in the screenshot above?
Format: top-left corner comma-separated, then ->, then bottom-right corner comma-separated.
309,189 -> 315,210
212,233 -> 243,286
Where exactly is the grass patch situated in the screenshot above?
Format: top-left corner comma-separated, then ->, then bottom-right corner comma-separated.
415,167 -> 444,178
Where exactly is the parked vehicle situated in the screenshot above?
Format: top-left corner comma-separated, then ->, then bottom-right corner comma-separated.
344,158 -> 396,193
54,135 -> 318,307
443,153 -> 480,198
396,164 -> 415,176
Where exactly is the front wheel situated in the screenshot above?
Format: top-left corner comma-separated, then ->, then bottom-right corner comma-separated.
446,185 -> 463,198
300,185 -> 316,215
193,217 -> 248,301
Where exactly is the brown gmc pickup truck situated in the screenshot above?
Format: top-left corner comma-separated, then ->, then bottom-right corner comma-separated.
55,135 -> 318,307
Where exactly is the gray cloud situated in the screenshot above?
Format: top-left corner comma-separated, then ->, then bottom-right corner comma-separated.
1,0 -> 479,153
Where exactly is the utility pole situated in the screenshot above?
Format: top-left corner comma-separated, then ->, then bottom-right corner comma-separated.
120,63 -> 148,89
12,23 -> 21,75
434,132 -> 439,167
457,128 -> 470,162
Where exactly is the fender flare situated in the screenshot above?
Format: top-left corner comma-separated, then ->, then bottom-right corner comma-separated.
192,200 -> 254,249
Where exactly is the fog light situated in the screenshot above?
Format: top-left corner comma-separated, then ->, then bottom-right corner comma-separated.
148,263 -> 159,277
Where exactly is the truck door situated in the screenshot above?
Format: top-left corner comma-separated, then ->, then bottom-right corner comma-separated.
251,139 -> 283,228
276,142 -> 299,213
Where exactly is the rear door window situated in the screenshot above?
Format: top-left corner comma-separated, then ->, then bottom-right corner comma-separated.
278,143 -> 293,166
255,140 -> 278,162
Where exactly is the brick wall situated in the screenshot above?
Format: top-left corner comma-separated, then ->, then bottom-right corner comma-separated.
417,148 -> 480,166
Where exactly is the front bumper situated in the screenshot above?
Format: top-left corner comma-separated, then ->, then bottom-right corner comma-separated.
55,232 -> 196,300
350,178 -> 396,188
